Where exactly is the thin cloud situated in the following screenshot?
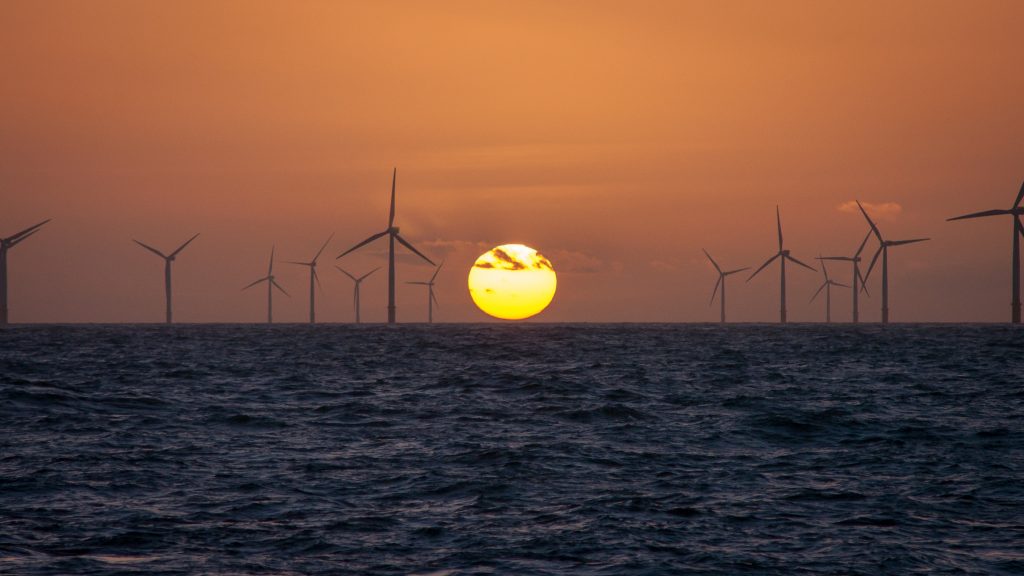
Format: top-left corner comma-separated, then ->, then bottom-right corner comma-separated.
838,201 -> 903,220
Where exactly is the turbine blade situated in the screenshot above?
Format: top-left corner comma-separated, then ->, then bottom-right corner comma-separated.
832,281 -> 850,288
335,266 -> 357,281
8,229 -> 39,247
134,239 -> 167,259
312,233 -> 334,263
286,260 -> 312,266
858,267 -> 871,297
337,230 -> 388,259
431,290 -> 440,308
785,254 -> 816,272
776,206 -> 783,250
946,209 -> 1008,221
6,219 -> 50,243
314,267 -> 322,291
1017,216 -> 1024,239
243,277 -> 269,290
268,246 -> 275,276
395,233 -> 435,265
747,254 -> 780,282
862,246 -> 883,285
810,282 -> 826,303
388,168 -> 397,228
724,266 -> 750,276
170,233 -> 200,258
359,267 -> 381,281
855,229 -> 872,258
1016,180 -> 1024,209
709,276 -> 722,306
889,238 -> 929,246
272,279 -> 290,297
430,259 -> 445,282
857,201 -> 883,242
820,256 -> 830,281
406,281 -> 430,285
819,256 -> 853,261
702,249 -> 722,273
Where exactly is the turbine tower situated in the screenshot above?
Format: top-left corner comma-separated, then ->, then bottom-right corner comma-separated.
1,219 -> 51,326
818,230 -> 872,323
337,168 -> 435,324
703,249 -> 748,323
243,246 -> 289,323
287,234 -> 333,324
134,233 -> 199,324
947,180 -> 1024,323
857,201 -> 929,324
810,256 -> 849,323
336,266 -> 379,324
406,261 -> 444,323
747,206 -> 816,323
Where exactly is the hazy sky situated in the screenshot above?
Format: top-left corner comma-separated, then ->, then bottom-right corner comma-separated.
3,1 -> 1023,323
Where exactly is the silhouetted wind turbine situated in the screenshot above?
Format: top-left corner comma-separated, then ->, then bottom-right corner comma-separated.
858,201 -> 929,324
337,168 -> 435,324
1,219 -> 51,325
133,233 -> 199,324
407,260 -> 444,323
818,230 -> 872,323
810,256 -> 849,323
747,206 -> 816,323
287,234 -> 333,324
243,246 -> 289,323
336,266 -> 379,324
947,180 -> 1024,323
703,249 -> 748,324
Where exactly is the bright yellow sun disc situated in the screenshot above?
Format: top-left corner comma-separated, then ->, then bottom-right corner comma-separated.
468,244 -> 557,320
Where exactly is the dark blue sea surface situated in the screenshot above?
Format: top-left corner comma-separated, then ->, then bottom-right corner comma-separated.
1,324 -> 1022,575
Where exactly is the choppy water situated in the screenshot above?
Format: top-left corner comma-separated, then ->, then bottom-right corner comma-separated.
1,324 -> 1022,575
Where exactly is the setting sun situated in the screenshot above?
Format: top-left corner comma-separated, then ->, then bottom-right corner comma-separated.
468,244 -> 556,320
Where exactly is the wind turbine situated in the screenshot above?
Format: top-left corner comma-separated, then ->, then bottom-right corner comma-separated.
818,230 -> 872,323
1,219 -> 51,325
703,249 -> 748,323
336,266 -> 379,324
243,246 -> 289,323
810,256 -> 849,323
857,201 -> 929,324
287,234 -> 333,324
133,233 -> 200,324
947,180 -> 1024,323
747,206 -> 816,323
337,168 -> 435,324
406,260 -> 444,323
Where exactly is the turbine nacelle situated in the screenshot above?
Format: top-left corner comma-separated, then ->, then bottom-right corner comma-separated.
389,226 -> 400,234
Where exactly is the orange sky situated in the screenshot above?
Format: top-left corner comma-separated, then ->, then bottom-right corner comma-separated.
2,1 -> 1023,322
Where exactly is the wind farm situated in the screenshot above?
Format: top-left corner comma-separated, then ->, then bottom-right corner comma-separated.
747,207 -> 817,324
810,257 -> 849,323
818,231 -> 872,323
336,267 -> 379,324
133,234 -> 200,324
857,201 -> 930,325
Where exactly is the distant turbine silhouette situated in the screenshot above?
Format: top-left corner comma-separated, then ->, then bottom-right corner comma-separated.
818,230 -> 873,323
858,201 -> 929,324
1,219 -> 51,325
336,266 -> 379,324
747,206 -> 816,323
702,249 -> 748,324
133,233 -> 199,324
947,180 -> 1024,323
337,168 -> 435,324
406,260 -> 444,323
243,246 -> 289,324
287,234 -> 333,324
810,256 -> 849,323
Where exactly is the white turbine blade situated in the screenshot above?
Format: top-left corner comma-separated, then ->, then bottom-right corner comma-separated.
776,206 -> 783,250
170,233 -> 200,258
785,254 -> 817,272
856,201 -> 883,242
862,246 -> 883,286
337,230 -> 388,259
702,249 -> 722,273
747,254 -> 780,282
809,282 -> 826,303
947,209 -> 1008,221
394,233 -> 435,265
134,239 -> 167,259
335,266 -> 357,281
709,276 -> 722,306
359,267 -> 381,281
312,233 -> 334,263
855,229 -> 873,258
243,277 -> 269,290
889,238 -> 929,246
272,279 -> 290,297
6,219 -> 50,243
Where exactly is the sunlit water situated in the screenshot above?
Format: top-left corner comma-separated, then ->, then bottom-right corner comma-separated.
1,324 -> 1022,575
